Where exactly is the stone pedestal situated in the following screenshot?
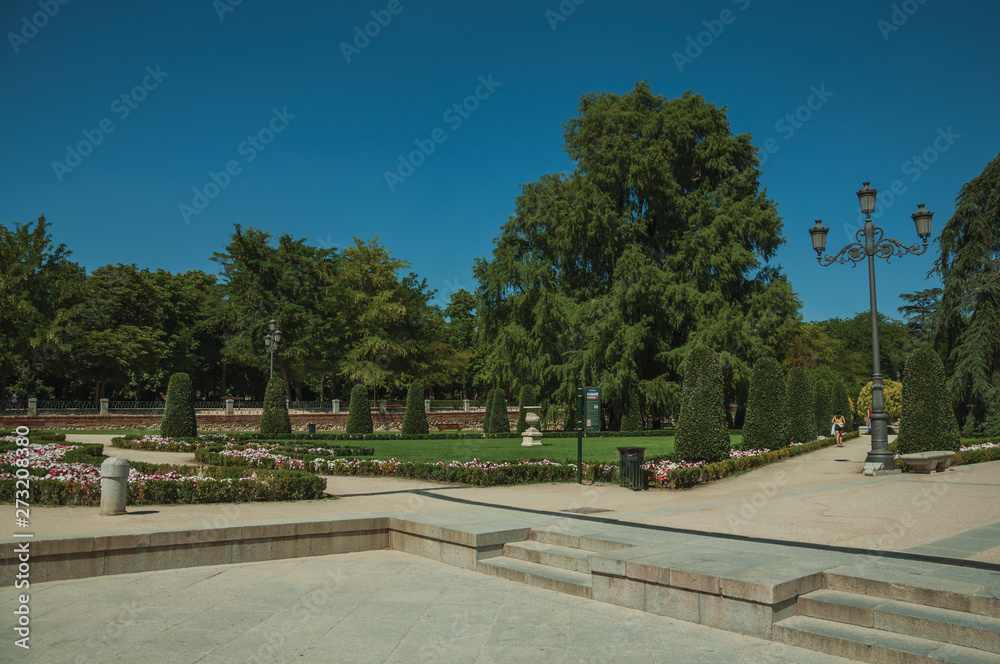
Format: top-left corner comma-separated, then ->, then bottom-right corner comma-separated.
100,458 -> 130,516
521,406 -> 543,447
225,398 -> 234,415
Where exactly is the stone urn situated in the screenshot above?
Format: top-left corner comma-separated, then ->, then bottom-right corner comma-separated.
521,406 -> 543,447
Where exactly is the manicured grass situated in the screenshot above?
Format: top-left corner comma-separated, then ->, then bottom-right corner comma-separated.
357,434 -> 743,464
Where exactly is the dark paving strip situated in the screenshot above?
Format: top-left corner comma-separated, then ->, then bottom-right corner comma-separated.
334,486 -> 474,498
905,524 -> 1000,556
413,489 -> 1000,573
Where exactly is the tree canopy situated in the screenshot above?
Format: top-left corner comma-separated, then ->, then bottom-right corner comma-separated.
474,82 -> 798,424
933,151 -> 1000,430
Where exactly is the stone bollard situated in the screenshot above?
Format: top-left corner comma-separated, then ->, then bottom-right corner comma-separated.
332,399 -> 340,414
100,398 -> 109,415
27,398 -> 38,416
225,398 -> 234,415
463,399 -> 470,412
100,458 -> 130,516
424,399 -> 431,413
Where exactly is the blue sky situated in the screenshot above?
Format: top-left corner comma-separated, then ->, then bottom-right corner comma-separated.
2,0 -> 998,323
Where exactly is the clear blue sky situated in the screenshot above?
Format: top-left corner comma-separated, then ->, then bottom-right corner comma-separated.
3,0 -> 998,323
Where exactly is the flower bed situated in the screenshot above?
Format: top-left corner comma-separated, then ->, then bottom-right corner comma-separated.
110,433 -> 235,451
0,443 -> 326,505
194,442 -> 374,472
320,440 -> 827,488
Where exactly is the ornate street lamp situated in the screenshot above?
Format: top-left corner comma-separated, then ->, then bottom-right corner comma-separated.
809,182 -> 933,473
263,318 -> 281,380
729,399 -> 738,428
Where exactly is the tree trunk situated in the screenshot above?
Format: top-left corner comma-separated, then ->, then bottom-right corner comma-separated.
221,363 -> 228,398
294,381 -> 303,402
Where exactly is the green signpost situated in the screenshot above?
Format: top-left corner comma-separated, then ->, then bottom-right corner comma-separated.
576,382 -> 601,484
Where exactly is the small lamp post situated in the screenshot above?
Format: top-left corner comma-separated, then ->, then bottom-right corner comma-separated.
263,318 -> 281,380
809,182 -> 933,472
729,399 -> 738,428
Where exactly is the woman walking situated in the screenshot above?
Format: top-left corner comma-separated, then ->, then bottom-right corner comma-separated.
832,410 -> 847,447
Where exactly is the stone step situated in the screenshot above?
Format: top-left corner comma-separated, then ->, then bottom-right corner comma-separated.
502,540 -> 592,574
800,589 -> 1000,654
476,556 -> 592,599
526,526 -> 641,553
824,564 -> 1000,619
774,615 -> 1000,664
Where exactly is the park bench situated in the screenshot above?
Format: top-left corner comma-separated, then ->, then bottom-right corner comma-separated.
900,450 -> 956,474
436,423 -> 462,431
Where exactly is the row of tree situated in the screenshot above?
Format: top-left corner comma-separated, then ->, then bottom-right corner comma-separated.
0,219 -> 476,404
3,83 -> 997,435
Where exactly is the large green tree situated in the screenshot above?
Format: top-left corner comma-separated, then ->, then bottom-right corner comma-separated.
212,225 -> 340,401
933,152 -> 1000,430
69,264 -> 167,401
0,215 -> 84,399
474,83 -> 796,424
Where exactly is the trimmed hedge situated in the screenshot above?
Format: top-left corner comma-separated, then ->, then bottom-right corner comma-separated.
896,347 -> 961,455
326,459 -> 578,487
161,372 -> 197,438
812,379 -> 832,437
483,388 -> 498,433
675,347 -> 730,463
661,435 -> 855,489
741,357 -> 788,451
0,470 -> 327,506
259,376 -> 292,435
345,385 -> 373,434
400,382 -> 429,435
786,367 -> 814,444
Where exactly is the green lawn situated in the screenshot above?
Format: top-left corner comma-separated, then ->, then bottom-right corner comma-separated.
355,434 -> 743,464
39,429 -> 755,464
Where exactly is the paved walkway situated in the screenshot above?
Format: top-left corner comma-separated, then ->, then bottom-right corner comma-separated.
2,433 -> 998,662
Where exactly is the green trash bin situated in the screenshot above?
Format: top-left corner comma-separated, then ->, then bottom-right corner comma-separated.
617,447 -> 646,490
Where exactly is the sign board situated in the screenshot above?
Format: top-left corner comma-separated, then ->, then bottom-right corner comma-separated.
584,386 -> 601,432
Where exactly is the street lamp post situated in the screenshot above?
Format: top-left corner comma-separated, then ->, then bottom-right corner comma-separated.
263,318 -> 281,380
729,399 -> 738,428
809,182 -> 933,473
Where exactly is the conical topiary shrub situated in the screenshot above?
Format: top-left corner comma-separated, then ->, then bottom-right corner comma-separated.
345,384 -> 373,434
786,367 -> 814,444
160,372 -> 197,438
259,376 -> 291,435
515,385 -> 537,433
741,358 -> 788,451
401,382 -> 429,435
675,347 -> 730,463
620,384 -> 644,432
483,388 -> 497,433
896,348 -> 961,454
812,379 -> 832,437
489,388 -> 510,433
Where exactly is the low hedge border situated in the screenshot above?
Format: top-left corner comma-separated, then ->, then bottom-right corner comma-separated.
231,429 -> 679,442
322,435 -> 856,489
0,469 -> 327,506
